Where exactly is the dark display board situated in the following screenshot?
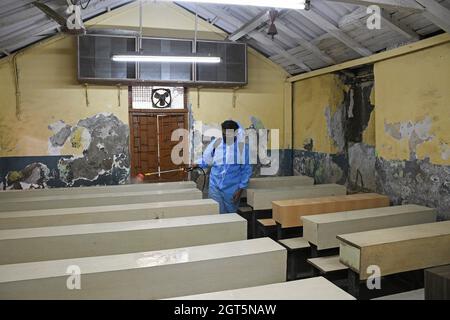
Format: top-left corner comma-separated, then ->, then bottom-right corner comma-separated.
196,41 -> 247,84
78,35 -> 136,80
78,34 -> 247,86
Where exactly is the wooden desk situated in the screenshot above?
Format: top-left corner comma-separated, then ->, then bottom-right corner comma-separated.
273,193 -> 390,228
303,204 -> 436,250
338,221 -> 450,280
247,184 -> 346,211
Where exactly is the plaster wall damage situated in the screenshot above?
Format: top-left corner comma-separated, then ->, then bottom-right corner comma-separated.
325,105 -> 346,153
384,116 -> 434,160
293,68 -> 376,193
376,157 -> 450,220
1,113 -> 130,190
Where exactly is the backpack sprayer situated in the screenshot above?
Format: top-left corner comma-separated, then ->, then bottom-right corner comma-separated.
140,166 -> 207,192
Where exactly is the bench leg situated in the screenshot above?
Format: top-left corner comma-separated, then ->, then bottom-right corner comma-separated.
276,223 -> 303,240
286,248 -> 313,281
251,210 -> 272,239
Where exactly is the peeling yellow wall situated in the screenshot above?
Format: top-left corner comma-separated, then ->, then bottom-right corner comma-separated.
374,42 -> 450,165
0,1 -> 289,158
0,36 -> 129,157
292,73 -> 346,153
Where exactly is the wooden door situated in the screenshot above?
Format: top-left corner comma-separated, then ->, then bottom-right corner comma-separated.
129,111 -> 188,183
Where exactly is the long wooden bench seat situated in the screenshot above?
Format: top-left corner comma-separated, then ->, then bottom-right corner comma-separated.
0,199 -> 219,230
242,175 -> 314,197
0,238 -> 286,299
0,188 -> 202,212
168,277 -> 355,300
247,184 -> 347,211
303,204 -> 437,250
273,193 -> 390,229
338,220 -> 450,280
0,181 -> 197,200
0,214 -> 247,264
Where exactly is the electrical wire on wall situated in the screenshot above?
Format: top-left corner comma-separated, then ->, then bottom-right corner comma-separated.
117,84 -> 122,107
11,53 -> 22,120
232,87 -> 239,109
84,83 -> 89,107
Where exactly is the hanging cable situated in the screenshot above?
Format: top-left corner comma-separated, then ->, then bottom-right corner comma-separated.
11,53 -> 21,120
84,83 -> 89,107
117,84 -> 122,107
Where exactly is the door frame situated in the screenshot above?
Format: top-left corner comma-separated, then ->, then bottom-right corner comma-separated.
128,87 -> 189,181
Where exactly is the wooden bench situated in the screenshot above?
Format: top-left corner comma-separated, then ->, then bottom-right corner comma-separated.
302,204 -> 437,254
245,184 -> 346,239
278,237 -> 312,280
168,277 -> 355,300
242,175 -> 314,197
0,181 -> 197,200
247,184 -> 347,211
0,188 -> 202,212
273,193 -> 390,240
0,199 -> 219,230
0,238 -> 287,299
425,264 -> 450,300
338,221 -> 450,299
0,214 -> 247,264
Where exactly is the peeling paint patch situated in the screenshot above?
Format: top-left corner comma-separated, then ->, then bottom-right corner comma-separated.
440,143 -> 450,161
325,105 -> 346,153
60,113 -> 129,186
4,113 -> 130,190
347,88 -> 355,118
5,163 -> 50,189
303,139 -> 314,152
376,157 -> 450,220
48,120 -> 72,155
70,127 -> 91,150
348,142 -> 376,191
384,116 -> 434,159
250,116 -> 265,130
293,150 -> 347,185
49,122 -> 72,147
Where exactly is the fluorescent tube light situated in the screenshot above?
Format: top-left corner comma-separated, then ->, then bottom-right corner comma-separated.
167,0 -> 306,9
112,55 -> 221,63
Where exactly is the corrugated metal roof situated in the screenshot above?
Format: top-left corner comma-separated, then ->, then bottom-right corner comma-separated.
0,0 -> 448,76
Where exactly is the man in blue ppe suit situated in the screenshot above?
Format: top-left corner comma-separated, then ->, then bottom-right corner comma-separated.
196,120 -> 253,214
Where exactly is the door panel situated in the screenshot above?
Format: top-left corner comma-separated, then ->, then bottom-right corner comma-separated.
129,112 -> 187,183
